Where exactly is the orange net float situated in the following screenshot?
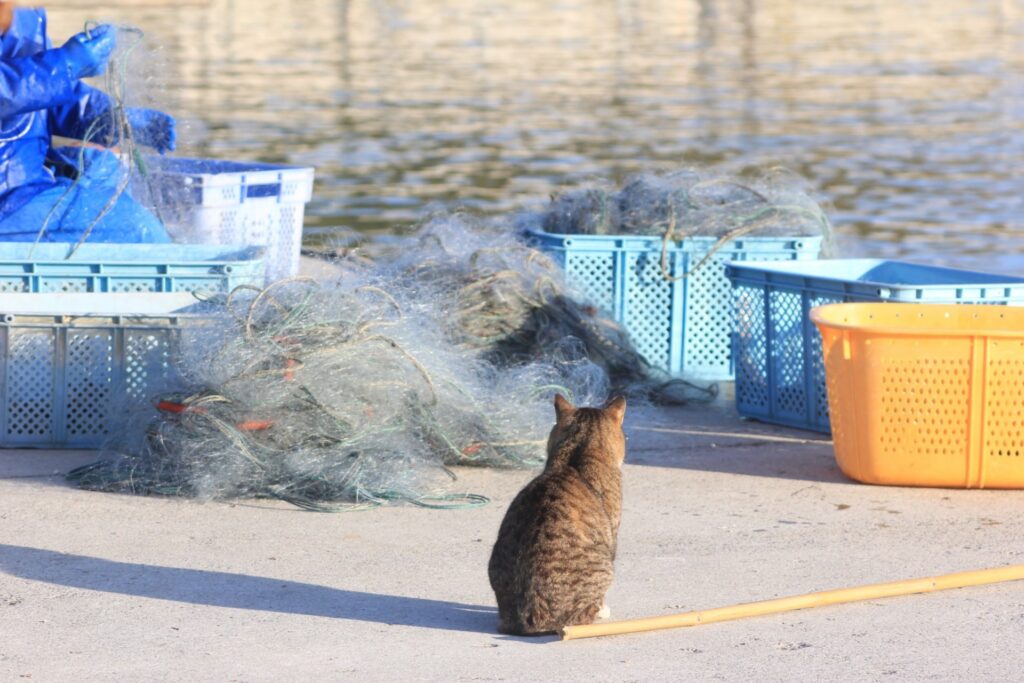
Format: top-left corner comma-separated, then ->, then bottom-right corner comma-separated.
155,400 -> 196,415
155,401 -> 274,432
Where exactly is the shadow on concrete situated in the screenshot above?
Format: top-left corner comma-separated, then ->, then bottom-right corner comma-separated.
0,450 -> 97,483
495,633 -> 561,645
625,424 -> 850,484
0,544 -> 497,634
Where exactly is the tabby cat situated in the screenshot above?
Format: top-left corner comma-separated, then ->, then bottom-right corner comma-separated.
488,394 -> 627,635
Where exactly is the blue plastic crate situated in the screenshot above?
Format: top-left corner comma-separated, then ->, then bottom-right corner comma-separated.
726,259 -> 1024,433
0,243 -> 264,294
525,229 -> 822,380
139,157 -> 315,282
0,293 -> 215,449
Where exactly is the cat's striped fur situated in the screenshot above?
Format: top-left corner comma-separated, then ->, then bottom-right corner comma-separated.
488,394 -> 626,635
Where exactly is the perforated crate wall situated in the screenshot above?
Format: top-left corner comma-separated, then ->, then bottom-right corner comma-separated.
816,304 -> 1024,488
732,283 -> 847,432
726,259 -> 1024,433
188,202 -> 305,282
140,158 -> 315,283
983,340 -> 1024,464
0,244 -> 264,295
0,313 -> 193,448
527,229 -> 822,381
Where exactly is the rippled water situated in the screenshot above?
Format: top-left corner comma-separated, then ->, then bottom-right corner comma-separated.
49,0 -> 1024,271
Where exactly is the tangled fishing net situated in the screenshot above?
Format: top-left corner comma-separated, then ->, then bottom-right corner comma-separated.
533,167 -> 836,261
69,214 -> 715,510
70,277 -> 607,510
36,23 -> 168,250
336,212 -> 716,403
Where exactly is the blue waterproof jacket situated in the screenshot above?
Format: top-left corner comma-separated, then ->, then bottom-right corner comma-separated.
0,8 -> 169,242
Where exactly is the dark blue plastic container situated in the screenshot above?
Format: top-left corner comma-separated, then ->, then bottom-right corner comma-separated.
725,259 -> 1024,433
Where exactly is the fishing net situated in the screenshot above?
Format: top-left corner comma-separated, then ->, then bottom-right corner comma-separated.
36,23 -> 169,250
69,214 -> 713,510
341,212 -> 717,403
535,167 -> 836,256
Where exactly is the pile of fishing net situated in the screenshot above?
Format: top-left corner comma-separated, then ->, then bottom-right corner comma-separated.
532,167 -> 835,254
70,214 -> 710,510
355,213 -> 715,403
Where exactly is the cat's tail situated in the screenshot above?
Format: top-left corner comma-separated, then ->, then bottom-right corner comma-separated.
499,602 -> 602,636
497,613 -> 559,637
560,602 -> 603,630
498,622 -> 558,637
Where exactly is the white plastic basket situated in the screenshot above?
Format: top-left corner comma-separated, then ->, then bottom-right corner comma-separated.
140,158 -> 315,282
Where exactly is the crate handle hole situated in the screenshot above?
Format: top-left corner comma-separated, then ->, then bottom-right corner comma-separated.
246,183 -> 282,199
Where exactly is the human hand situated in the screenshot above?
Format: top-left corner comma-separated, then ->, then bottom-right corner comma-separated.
60,24 -> 116,79
127,108 -> 176,154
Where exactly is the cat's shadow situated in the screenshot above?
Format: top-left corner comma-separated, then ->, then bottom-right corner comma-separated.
0,544 -> 498,634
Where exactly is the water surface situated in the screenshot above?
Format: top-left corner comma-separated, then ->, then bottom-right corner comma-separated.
48,1 -> 1024,271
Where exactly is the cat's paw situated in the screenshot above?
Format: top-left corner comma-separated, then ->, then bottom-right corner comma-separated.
597,603 -> 611,620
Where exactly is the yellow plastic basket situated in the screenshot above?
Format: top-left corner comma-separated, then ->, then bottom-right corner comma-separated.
811,303 -> 1024,488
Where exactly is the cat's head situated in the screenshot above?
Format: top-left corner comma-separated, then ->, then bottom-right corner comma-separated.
547,394 -> 627,468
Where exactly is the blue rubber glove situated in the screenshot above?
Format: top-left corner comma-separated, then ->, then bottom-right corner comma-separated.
58,24 -> 116,79
127,108 -> 176,154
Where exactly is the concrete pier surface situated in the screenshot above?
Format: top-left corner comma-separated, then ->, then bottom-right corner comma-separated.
3,256 -> 1023,681
2,397 -> 1022,682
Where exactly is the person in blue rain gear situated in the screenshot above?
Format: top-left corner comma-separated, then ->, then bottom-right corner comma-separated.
0,3 -> 175,243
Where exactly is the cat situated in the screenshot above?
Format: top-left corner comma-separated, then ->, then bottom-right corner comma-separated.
488,394 -> 627,635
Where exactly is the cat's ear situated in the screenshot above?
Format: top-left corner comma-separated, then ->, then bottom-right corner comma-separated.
554,394 -> 575,423
604,396 -> 626,425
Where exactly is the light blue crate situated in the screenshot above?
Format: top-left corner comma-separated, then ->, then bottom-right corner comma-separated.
0,243 -> 264,294
525,228 -> 822,381
725,259 -> 1024,433
0,293 -> 215,449
140,157 -> 315,282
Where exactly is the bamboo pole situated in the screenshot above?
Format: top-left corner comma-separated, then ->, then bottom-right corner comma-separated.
561,563 -> 1024,641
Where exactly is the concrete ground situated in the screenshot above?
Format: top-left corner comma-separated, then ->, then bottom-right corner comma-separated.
3,257 -> 1024,681
2,397 -> 1023,682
